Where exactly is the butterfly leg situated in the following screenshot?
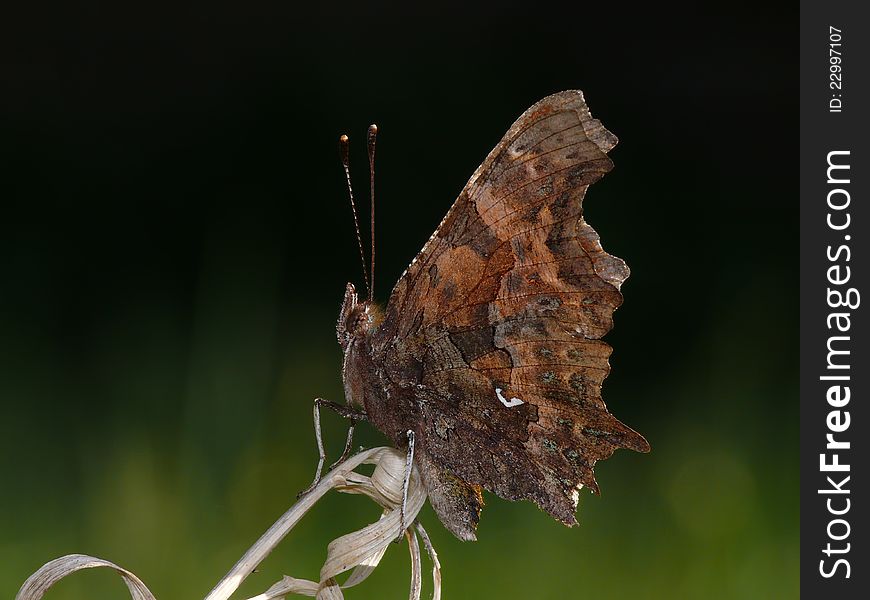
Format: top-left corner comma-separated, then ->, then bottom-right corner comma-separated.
328,421 -> 357,471
396,429 -> 415,542
298,397 -> 367,497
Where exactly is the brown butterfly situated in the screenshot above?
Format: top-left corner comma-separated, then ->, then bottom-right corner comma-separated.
306,90 -> 649,541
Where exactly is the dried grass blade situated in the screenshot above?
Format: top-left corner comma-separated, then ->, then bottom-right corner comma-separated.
315,578 -> 343,600
14,554 -> 157,600
320,464 -> 425,582
406,528 -> 422,600
415,522 -> 441,600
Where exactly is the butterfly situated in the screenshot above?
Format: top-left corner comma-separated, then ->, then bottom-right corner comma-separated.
308,90 -> 649,541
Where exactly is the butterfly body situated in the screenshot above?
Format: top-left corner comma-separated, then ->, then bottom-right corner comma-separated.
336,90 -> 649,541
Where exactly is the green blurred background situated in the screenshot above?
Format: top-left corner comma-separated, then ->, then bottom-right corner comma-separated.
1,4 -> 797,599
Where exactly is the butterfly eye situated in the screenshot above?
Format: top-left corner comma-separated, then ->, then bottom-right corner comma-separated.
351,312 -> 365,332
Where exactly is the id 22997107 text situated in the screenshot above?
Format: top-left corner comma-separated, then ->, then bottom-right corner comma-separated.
828,26 -> 844,113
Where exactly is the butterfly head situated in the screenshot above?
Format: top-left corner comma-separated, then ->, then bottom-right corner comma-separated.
336,282 -> 381,350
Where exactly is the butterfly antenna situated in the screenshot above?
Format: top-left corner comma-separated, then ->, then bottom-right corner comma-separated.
339,134 -> 370,298
367,124 -> 377,301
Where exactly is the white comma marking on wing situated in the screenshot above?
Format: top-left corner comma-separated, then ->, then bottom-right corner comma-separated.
495,387 -> 524,408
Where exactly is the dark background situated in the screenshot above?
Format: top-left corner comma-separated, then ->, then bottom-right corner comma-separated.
1,4 -> 797,599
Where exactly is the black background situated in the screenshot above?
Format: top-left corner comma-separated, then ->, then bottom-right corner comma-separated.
2,4 -> 798,599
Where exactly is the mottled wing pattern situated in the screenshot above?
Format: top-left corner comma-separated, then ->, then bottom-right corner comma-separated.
373,91 -> 648,540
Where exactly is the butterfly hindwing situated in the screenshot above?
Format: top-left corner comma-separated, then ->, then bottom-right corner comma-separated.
371,91 -> 648,539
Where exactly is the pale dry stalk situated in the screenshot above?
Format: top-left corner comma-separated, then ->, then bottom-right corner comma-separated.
15,447 -> 441,600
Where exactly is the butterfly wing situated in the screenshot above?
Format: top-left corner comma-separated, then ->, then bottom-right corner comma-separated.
372,90 -> 648,540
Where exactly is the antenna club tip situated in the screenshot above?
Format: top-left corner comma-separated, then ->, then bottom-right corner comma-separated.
340,134 -> 349,143
368,124 -> 378,133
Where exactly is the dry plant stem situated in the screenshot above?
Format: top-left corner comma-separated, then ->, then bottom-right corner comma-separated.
16,446 -> 437,600
406,529 -> 422,600
246,448 -> 431,600
205,448 -> 383,600
415,522 -> 442,600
